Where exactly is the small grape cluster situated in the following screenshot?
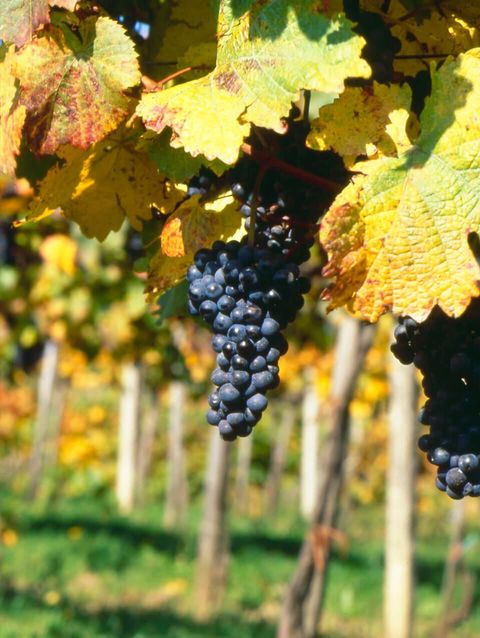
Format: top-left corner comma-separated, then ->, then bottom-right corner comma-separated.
187,167 -> 217,198
391,300 -> 480,499
187,237 -> 310,440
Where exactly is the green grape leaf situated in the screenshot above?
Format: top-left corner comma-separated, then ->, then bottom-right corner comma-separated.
142,130 -> 228,183
156,279 -> 189,322
321,50 -> 480,322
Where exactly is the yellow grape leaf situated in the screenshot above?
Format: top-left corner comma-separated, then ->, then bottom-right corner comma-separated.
39,234 -> 77,274
14,17 -> 140,154
138,0 -> 370,164
139,77 -> 249,164
153,0 -> 217,70
146,253 -> 192,301
321,50 -> 480,322
384,108 -> 419,155
161,195 -> 242,257
392,12 -> 480,76
0,48 -> 26,176
307,82 -> 412,166
0,0 -> 50,47
28,128 -> 184,240
147,195 -> 244,299
362,0 -> 480,76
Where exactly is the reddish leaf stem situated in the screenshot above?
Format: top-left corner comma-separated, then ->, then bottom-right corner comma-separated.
143,65 -> 211,90
241,143 -> 340,193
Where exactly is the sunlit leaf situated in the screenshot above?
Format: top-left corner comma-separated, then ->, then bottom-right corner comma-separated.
49,0 -> 77,9
147,195 -> 244,299
321,50 -> 480,322
138,0 -> 370,164
307,82 -> 412,166
28,128 -> 184,240
0,48 -> 26,176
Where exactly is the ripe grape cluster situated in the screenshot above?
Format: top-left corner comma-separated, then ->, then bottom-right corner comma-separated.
188,237 -> 311,440
186,165 -> 318,440
391,300 -> 480,499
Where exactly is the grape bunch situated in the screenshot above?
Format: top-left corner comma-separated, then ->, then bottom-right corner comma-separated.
391,300 -> 480,499
187,236 -> 311,440
183,147 -> 325,440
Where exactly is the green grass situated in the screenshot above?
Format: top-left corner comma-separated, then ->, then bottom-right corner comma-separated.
1,495 -> 480,637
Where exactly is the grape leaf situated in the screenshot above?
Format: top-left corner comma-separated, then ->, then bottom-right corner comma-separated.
142,130 -> 228,182
307,82 -> 412,167
0,48 -> 26,176
137,0 -> 370,164
161,195 -> 242,257
156,280 -> 189,322
321,50 -> 480,322
14,16 -> 140,154
28,128 -> 184,240
177,42 -> 217,77
139,77 -> 249,164
152,0 -> 217,72
0,0 -> 50,47
146,253 -> 192,302
361,0 -> 480,76
146,195 -> 244,299
391,11 -> 480,76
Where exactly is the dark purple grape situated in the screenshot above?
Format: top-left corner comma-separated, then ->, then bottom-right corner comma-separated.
207,410 -> 222,425
219,383 -> 241,404
247,393 -> 268,412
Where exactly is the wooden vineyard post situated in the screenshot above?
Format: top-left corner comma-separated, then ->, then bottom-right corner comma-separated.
194,429 -> 232,619
116,361 -> 142,514
384,352 -> 418,638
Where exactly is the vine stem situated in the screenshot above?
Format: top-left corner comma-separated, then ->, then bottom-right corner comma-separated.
241,143 -> 340,193
248,164 -> 267,247
142,65 -> 211,90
